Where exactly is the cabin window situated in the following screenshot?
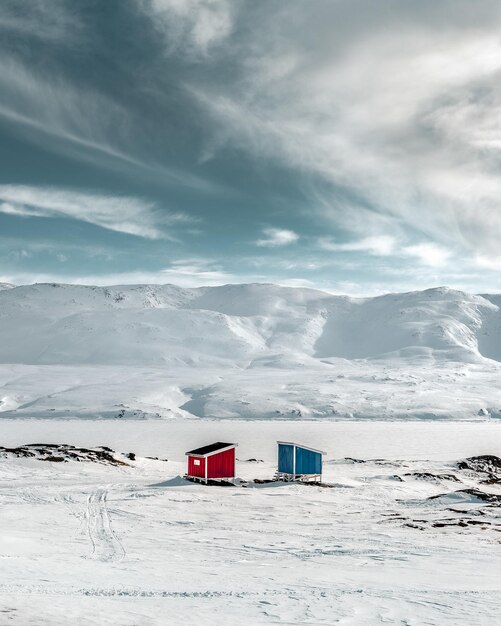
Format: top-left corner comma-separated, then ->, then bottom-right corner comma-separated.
194,459 -> 200,466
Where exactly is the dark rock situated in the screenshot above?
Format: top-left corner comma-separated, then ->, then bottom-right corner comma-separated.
0,443 -> 129,466
457,455 -> 501,476
404,522 -> 425,530
404,472 -> 461,482
0,446 -> 36,458
448,508 -> 485,516
429,488 -> 501,504
302,481 -> 336,488
432,520 -> 469,528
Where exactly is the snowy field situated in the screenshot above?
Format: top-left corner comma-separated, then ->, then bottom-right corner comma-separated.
1,420 -> 501,625
2,283 -> 501,623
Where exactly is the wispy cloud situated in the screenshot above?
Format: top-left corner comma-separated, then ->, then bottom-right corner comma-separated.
0,5 -> 142,177
0,0 -> 80,42
318,235 -> 452,268
255,227 -> 299,248
5,1 -> 501,295
0,258 -> 236,289
0,236 -> 118,262
318,235 -> 397,256
402,243 -> 452,268
0,52 -> 220,193
0,185 -> 192,239
160,258 -> 235,286
138,0 -> 237,57
0,55 -> 141,167
187,2 -> 501,262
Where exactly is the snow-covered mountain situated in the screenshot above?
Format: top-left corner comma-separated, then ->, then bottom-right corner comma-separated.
1,283 -> 501,419
1,282 -> 500,365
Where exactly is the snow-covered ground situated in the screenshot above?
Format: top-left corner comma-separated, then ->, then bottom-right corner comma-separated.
1,420 -> 501,625
2,282 -> 501,420
2,283 -> 501,623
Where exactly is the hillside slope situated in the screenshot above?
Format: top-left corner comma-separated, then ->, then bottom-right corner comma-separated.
0,283 -> 500,419
0,283 -> 498,366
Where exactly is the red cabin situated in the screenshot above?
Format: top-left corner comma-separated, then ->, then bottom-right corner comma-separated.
185,442 -> 237,483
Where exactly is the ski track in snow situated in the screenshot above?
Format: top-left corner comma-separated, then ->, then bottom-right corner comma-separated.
85,487 -> 125,563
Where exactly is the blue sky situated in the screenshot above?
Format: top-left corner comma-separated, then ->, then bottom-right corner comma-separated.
2,0 -> 501,294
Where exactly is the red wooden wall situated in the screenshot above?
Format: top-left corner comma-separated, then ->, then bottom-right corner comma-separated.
187,455 -> 206,478
207,448 -> 235,478
187,448 -> 235,479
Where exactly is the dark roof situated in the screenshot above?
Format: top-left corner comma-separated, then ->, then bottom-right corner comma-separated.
186,442 -> 236,456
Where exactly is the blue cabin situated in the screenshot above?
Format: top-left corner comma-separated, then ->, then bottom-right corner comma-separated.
276,441 -> 326,482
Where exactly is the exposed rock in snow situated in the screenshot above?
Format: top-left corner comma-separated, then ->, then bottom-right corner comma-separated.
403,471 -> 461,483
457,455 -> 501,478
428,488 -> 501,505
0,443 -> 129,465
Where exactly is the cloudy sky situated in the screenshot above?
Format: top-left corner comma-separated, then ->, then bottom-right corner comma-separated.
2,0 -> 501,294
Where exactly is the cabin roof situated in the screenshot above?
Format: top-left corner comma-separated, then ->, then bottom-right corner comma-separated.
277,441 -> 326,455
185,441 -> 237,457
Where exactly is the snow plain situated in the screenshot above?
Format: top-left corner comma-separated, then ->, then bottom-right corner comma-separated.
1,421 -> 501,625
2,283 -> 501,624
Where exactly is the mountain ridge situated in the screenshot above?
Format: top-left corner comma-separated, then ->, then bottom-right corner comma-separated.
0,282 -> 499,366
1,282 -> 501,420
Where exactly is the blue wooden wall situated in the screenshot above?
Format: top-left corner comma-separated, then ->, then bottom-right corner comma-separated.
296,447 -> 322,475
278,443 -> 322,475
278,443 -> 294,473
